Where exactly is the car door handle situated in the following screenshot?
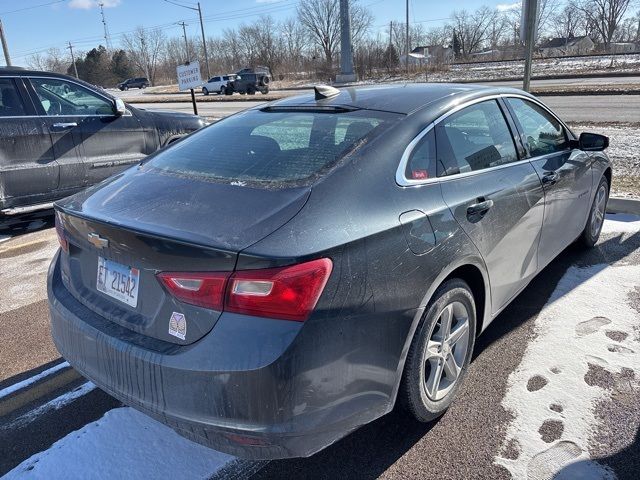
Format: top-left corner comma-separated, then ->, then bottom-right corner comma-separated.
51,122 -> 78,130
541,171 -> 558,186
466,199 -> 494,217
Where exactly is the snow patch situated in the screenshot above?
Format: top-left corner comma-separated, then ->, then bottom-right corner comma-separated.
4,407 -> 236,480
601,213 -> 640,234
495,217 -> 640,479
0,361 -> 69,399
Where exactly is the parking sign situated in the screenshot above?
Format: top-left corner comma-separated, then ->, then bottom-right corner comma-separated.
176,61 -> 202,91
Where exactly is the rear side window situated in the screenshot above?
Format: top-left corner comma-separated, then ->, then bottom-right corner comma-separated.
0,78 -> 27,117
436,100 -> 518,177
506,98 -> 568,157
405,129 -> 436,180
147,109 -> 400,186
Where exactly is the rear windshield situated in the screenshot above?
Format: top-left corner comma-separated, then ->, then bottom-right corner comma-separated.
146,108 -> 401,187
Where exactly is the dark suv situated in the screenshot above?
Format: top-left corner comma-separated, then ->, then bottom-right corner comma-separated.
225,68 -> 270,95
117,77 -> 149,90
0,69 -> 206,215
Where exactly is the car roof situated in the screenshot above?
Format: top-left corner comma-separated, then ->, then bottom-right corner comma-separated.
268,83 -> 534,115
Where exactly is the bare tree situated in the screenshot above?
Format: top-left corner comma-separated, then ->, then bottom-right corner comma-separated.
297,0 -> 372,67
450,7 -> 498,57
27,47 -> 69,74
552,1 -> 585,39
578,0 -> 635,49
281,17 -> 307,72
122,26 -> 166,85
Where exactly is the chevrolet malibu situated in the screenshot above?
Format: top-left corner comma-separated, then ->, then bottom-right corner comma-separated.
48,84 -> 611,459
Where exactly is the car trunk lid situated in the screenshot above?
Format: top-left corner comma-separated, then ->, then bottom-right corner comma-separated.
55,167 -> 311,345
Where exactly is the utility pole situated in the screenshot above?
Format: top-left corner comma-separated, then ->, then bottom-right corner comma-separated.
177,21 -> 189,63
163,0 -> 210,80
139,33 -> 150,84
521,0 -> 538,92
405,0 -> 409,76
0,19 -> 11,66
67,42 -> 78,78
197,3 -> 210,79
389,21 -> 393,47
98,3 -> 112,49
336,0 -> 356,83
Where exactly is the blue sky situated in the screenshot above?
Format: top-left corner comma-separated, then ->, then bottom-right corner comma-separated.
3,0 -> 521,65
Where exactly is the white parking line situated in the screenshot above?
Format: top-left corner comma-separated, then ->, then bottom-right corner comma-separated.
0,361 -> 69,400
495,217 -> 640,479
2,382 -> 96,431
4,407 -> 236,480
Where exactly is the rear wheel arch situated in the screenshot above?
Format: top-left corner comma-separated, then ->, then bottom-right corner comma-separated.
602,167 -> 612,190
441,264 -> 487,336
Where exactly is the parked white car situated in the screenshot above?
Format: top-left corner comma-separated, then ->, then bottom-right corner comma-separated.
201,74 -> 236,95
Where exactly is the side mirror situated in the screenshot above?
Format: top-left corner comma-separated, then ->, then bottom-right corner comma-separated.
578,132 -> 608,151
113,98 -> 126,117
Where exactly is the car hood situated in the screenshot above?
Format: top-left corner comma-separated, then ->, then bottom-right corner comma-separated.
56,166 -> 311,252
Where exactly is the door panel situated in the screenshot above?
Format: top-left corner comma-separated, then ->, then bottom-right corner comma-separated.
77,113 -> 146,185
530,150 -> 592,266
435,99 -> 544,313
504,97 -> 593,267
27,76 -> 146,187
0,78 -> 58,206
440,166 -> 544,312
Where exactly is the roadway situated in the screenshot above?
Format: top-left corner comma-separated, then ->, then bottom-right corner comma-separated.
130,95 -> 640,124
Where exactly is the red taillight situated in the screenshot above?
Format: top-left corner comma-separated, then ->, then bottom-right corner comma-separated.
226,258 -> 332,322
156,258 -> 332,322
54,212 -> 69,253
158,272 -> 230,310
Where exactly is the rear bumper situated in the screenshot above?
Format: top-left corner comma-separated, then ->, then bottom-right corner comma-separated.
48,252 -> 410,459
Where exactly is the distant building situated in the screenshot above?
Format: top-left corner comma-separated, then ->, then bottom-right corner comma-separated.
604,42 -> 637,54
406,45 -> 454,65
538,36 -> 595,57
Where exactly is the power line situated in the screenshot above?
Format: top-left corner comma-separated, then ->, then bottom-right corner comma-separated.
0,0 -> 67,16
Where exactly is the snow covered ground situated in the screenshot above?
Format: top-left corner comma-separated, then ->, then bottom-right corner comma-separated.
4,407 -> 235,480
496,214 -> 640,479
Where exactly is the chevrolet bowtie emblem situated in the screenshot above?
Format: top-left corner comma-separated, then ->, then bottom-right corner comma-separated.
87,233 -> 109,249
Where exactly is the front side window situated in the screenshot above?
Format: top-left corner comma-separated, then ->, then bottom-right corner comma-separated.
0,78 -> 27,117
147,109 -> 400,186
30,78 -> 113,116
506,98 -> 568,157
436,100 -> 518,176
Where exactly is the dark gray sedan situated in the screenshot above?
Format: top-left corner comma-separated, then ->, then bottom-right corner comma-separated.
48,84 -> 611,459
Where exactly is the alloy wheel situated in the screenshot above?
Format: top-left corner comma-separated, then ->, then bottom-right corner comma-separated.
423,301 -> 470,401
590,184 -> 607,238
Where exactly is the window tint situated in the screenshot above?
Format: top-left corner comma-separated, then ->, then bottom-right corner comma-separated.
405,129 -> 436,180
435,100 -> 518,177
0,79 -> 26,117
506,98 -> 568,157
213,77 -> 221,82
31,78 -> 113,116
148,109 -> 400,186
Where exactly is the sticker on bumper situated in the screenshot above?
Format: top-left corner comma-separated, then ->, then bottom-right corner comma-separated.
169,312 -> 187,340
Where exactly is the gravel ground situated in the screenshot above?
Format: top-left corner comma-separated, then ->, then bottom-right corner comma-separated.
569,123 -> 640,198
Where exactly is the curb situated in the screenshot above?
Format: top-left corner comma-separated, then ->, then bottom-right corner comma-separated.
0,364 -> 81,417
607,197 -> 640,215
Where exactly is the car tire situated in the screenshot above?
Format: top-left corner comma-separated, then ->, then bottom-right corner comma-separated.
401,278 -> 476,423
261,87 -> 269,94
247,86 -> 256,95
203,87 -> 209,96
579,176 -> 609,248
219,86 -> 225,95
123,85 -> 129,91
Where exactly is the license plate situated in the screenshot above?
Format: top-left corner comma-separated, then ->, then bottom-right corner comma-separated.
96,257 -> 140,308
